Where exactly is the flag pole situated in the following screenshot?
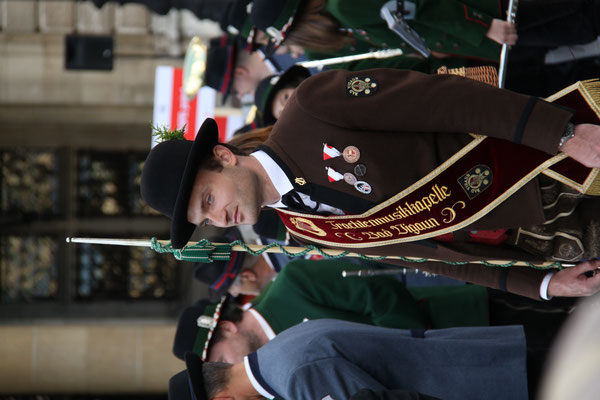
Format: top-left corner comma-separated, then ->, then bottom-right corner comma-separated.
65,237 -> 571,270
297,49 -> 404,70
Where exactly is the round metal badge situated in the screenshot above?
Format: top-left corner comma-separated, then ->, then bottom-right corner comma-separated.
354,180 -> 372,194
343,172 -> 357,185
343,146 -> 360,163
354,164 -> 367,177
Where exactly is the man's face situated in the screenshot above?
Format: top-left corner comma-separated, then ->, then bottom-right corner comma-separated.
232,73 -> 258,101
232,52 -> 273,99
207,329 -> 263,364
227,269 -> 262,297
271,87 -> 295,120
187,147 -> 262,228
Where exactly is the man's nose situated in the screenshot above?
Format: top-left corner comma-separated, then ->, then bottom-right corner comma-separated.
208,209 -> 228,227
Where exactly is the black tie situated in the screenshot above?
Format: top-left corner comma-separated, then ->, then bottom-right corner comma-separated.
280,192 -> 322,213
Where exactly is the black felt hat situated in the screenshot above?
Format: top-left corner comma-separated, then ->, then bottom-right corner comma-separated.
254,65 -> 310,125
194,227 -> 246,300
140,118 -> 219,249
173,297 -> 229,362
168,370 -> 194,400
219,0 -> 254,39
185,352 -> 208,400
205,35 -> 239,101
251,0 -> 304,56
173,300 -> 210,360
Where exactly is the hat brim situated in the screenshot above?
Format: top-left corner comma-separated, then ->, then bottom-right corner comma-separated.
185,352 -> 208,400
171,118 -> 219,249
169,370 -> 194,400
193,296 -> 229,360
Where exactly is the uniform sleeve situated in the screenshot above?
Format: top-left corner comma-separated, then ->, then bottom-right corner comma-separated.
415,0 -> 495,48
329,55 -> 432,73
383,258 -> 546,300
282,260 -> 429,328
287,357 -> 388,400
351,388 -> 440,400
291,68 -> 574,155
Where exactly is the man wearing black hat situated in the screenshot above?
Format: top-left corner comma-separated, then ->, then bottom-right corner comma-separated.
174,319 -> 530,400
205,35 -> 280,101
192,227 -> 282,299
171,256 -> 572,366
254,65 -> 312,126
140,68 -> 600,302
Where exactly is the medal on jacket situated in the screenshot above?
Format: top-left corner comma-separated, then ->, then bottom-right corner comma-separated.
354,180 -> 372,194
323,143 -> 341,160
323,143 -> 362,164
354,164 -> 366,176
326,166 -> 344,182
343,146 -> 360,163
343,172 -> 357,185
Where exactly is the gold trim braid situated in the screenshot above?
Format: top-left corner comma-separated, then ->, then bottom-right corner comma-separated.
543,79 -> 600,194
579,79 -> 600,118
585,171 -> 600,195
437,66 -> 499,87
574,79 -> 600,195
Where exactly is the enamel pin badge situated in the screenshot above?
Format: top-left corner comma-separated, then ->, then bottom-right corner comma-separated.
343,146 -> 360,163
346,76 -> 378,97
458,165 -> 492,199
354,180 -> 372,194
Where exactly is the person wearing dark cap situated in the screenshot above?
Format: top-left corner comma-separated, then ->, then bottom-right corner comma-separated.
172,299 -> 222,361
204,35 -> 279,101
191,227 -> 250,300
173,257 -> 536,365
250,0 -> 600,97
219,0 -> 254,40
140,68 -> 600,301
176,319 -> 531,400
254,65 -> 311,126
251,0 -> 600,64
194,238 -> 282,298
170,357 -> 438,400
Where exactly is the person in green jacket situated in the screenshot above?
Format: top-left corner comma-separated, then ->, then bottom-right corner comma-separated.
250,0 -> 600,63
173,258 -> 567,365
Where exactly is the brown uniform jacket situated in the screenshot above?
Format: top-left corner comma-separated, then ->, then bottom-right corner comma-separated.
262,68 -> 574,299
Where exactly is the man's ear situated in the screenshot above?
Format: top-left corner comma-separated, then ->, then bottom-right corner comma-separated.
216,320 -> 239,336
233,65 -> 248,78
240,269 -> 257,282
213,145 -> 238,166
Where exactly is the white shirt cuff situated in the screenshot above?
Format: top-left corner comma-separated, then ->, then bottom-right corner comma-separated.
539,272 -> 556,300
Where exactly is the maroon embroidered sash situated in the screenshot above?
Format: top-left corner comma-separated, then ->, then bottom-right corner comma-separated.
276,81 -> 600,248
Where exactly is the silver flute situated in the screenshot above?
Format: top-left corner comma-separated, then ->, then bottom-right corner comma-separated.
498,0 -> 518,88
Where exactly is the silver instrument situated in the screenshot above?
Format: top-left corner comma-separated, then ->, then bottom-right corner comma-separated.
498,0 -> 518,88
380,1 -> 430,58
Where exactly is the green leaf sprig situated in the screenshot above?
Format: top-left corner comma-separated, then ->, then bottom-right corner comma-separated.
150,122 -> 187,142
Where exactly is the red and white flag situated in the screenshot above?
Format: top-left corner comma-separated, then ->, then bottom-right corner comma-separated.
323,143 -> 341,160
152,66 -> 243,148
326,167 -> 344,182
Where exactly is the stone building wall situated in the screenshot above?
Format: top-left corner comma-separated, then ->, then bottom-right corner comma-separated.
0,0 -> 220,394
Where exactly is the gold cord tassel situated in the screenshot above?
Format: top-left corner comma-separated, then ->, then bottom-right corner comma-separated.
437,66 -> 499,87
